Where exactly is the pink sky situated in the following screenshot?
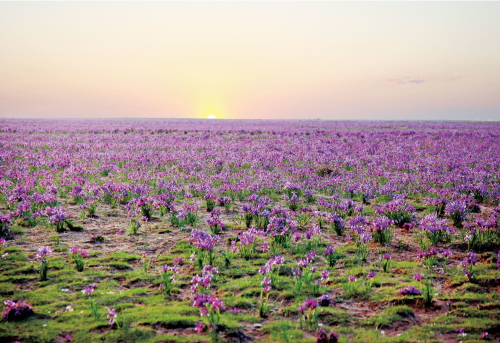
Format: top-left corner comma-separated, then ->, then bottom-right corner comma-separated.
0,2 -> 499,120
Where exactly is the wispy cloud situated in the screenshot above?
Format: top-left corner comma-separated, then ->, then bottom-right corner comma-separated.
388,75 -> 461,85
388,78 -> 425,85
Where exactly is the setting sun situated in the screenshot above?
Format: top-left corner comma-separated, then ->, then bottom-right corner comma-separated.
207,114 -> 217,119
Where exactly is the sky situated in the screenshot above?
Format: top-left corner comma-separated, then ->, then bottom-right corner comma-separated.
0,2 -> 499,121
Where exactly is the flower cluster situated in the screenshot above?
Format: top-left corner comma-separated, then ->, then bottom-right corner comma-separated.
326,212 -> 345,236
445,200 -> 467,227
318,294 -> 332,307
69,246 -> 88,272
315,327 -> 339,343
189,229 -> 220,251
370,216 -> 393,245
106,307 -> 117,326
161,263 -> 180,296
298,297 -> 319,331
206,209 -> 225,234
258,255 -> 285,275
0,213 -> 13,239
81,283 -> 98,295
375,197 -> 415,228
36,245 -> 53,281
461,251 -> 478,281
2,299 -> 33,321
398,286 -> 422,296
497,250 -> 500,270
46,206 -> 70,223
420,213 -> 455,245
126,196 -> 155,220
192,293 -> 226,317
238,227 -> 265,259
298,297 -> 318,314
191,265 -> 218,292
36,245 -> 53,262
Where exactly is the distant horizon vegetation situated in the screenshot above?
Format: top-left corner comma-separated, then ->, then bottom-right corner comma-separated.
1,117 -> 499,123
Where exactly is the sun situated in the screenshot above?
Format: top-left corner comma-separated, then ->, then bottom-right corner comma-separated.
207,114 -> 217,119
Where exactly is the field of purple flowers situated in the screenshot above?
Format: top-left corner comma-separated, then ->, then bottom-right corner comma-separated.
1,119 -> 500,343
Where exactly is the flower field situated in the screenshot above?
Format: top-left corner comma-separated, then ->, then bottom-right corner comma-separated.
1,119 -> 500,343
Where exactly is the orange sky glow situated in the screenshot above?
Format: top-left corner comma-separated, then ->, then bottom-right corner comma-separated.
0,2 -> 499,120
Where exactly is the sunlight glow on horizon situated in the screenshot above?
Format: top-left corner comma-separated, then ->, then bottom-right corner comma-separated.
0,2 -> 499,120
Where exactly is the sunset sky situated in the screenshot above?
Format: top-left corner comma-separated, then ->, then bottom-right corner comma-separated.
1,2 -> 499,120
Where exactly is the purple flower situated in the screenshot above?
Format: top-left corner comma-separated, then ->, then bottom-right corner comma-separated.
461,251 -> 477,266
192,293 -> 226,316
36,245 -> 53,261
496,250 -> 500,270
462,268 -> 473,278
106,307 -> 117,325
173,256 -> 184,265
261,276 -> 272,287
371,216 -> 392,232
318,294 -> 332,307
81,283 -> 97,295
359,232 -> 372,244
2,299 -> 33,320
298,259 -> 309,269
258,255 -> 285,274
348,275 -> 356,283
316,327 -> 339,343
292,232 -> 302,243
441,248 -> 452,257
420,213 -> 455,235
398,286 -> 422,296
306,250 -> 316,262
189,229 -> 220,251
413,273 -> 424,281
367,271 -> 377,278
195,322 -> 204,333
445,201 -> 467,217
324,245 -> 336,256
300,297 -> 318,312
46,206 -> 71,224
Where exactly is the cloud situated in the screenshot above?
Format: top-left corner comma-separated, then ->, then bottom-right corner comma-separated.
407,79 -> 425,85
388,77 -> 425,85
388,75 -> 461,85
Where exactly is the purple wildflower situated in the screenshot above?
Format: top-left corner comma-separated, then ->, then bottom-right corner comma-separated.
316,327 -> 339,343
106,307 -> 117,326
413,273 -> 424,281
318,294 -> 332,307
398,286 -> 422,296
81,283 -> 97,295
